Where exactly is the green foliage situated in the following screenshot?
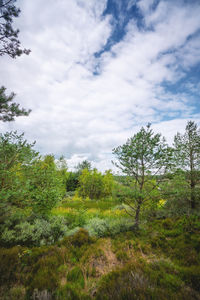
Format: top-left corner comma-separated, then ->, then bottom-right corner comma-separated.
1,216 -> 68,247
27,155 -> 65,216
0,246 -> 22,285
161,218 -> 174,230
174,121 -> 200,210
76,160 -> 92,173
0,216 -> 200,299
25,247 -> 63,297
95,259 -> 198,300
84,217 -> 133,238
7,286 -> 25,300
115,250 -> 129,262
0,87 -> 31,122
0,131 -> 38,231
0,0 -> 30,58
66,172 -> 80,191
67,266 -> 85,288
78,169 -> 103,199
103,170 -> 114,197
160,170 -> 191,216
78,169 -> 113,200
112,124 -> 172,227
56,283 -> 91,300
0,133 -> 66,244
70,228 -> 90,247
85,218 -> 108,237
26,256 -> 60,293
179,265 -> 200,291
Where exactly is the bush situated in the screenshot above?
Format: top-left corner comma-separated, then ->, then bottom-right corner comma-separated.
1,216 -> 69,247
6,286 -> 25,300
25,251 -> 62,296
56,283 -> 91,300
70,228 -> 90,247
180,265 -> 200,291
78,169 -> 113,200
162,218 -> 174,230
67,266 -> 85,288
84,218 -> 108,237
106,218 -> 133,236
95,260 -> 197,300
116,250 -> 129,262
0,246 -> 22,285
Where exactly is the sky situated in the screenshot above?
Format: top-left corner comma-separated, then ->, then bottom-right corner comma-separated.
0,0 -> 200,171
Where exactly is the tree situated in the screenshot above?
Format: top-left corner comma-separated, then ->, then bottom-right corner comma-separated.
0,133 -> 65,224
0,1 -> 31,121
76,160 -> 92,174
66,172 -> 79,192
27,155 -> 65,216
174,121 -> 200,210
78,168 -> 113,199
112,124 -> 172,229
160,170 -> 191,216
0,131 -> 38,226
0,86 -> 31,121
0,0 -> 30,58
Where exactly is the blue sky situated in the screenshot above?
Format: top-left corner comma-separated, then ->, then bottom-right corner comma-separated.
0,0 -> 200,171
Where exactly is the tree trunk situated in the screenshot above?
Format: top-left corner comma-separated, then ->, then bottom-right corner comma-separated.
190,150 -> 196,210
190,178 -> 196,210
134,201 -> 141,229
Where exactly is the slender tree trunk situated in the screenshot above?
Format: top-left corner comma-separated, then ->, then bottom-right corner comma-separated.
190,177 -> 196,210
134,200 -> 141,229
189,148 -> 196,210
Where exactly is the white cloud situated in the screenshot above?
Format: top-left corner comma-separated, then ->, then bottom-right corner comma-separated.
0,0 -> 200,171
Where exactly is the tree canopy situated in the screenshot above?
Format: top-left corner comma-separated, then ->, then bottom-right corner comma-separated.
0,86 -> 31,121
112,124 -> 172,228
174,121 -> 200,210
0,0 -> 30,58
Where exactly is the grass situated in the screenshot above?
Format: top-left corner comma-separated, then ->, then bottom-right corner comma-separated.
60,197 -> 120,210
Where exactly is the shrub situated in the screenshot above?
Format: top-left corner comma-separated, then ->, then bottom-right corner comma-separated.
95,260 -> 194,300
180,265 -> 200,291
1,217 -> 69,247
78,169 -> 113,200
106,218 -> 133,236
0,246 -> 22,285
67,266 -> 85,288
56,283 -> 91,300
7,286 -> 25,300
70,228 -> 90,247
84,218 -> 108,237
116,250 -> 129,262
162,218 -> 174,230
26,252 -> 62,296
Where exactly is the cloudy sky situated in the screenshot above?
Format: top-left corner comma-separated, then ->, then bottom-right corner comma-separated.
0,0 -> 200,171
